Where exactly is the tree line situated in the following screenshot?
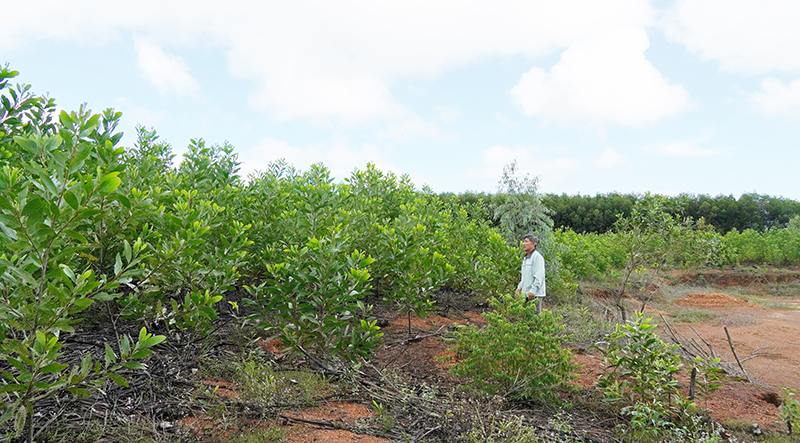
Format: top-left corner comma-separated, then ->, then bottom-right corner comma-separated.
451,191 -> 800,234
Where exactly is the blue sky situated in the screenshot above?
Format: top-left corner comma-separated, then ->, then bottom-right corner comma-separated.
3,0 -> 800,199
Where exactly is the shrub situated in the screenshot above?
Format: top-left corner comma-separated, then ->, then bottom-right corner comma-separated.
0,85 -> 165,441
244,236 -> 383,362
450,294 -> 577,402
597,314 -> 719,442
780,388 -> 800,435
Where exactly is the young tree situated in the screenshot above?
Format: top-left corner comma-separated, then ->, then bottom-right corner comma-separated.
495,160 -> 554,245
0,70 -> 164,441
612,194 -> 684,321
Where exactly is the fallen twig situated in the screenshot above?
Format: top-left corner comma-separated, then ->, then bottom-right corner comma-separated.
277,413 -> 340,429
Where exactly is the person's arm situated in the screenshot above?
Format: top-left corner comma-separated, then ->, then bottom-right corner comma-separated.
531,252 -> 545,296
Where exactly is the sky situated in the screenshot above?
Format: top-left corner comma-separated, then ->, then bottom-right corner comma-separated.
2,0 -> 800,199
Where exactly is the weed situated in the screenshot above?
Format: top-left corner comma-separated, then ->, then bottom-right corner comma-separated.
767,282 -> 800,298
233,355 -> 331,408
230,427 -> 288,443
779,388 -> 800,435
465,413 -> 539,443
672,308 -> 721,323
553,305 -> 614,346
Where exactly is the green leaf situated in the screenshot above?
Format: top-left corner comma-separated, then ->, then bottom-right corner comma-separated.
93,292 -> 116,301
114,253 -> 122,275
72,298 -> 94,310
129,349 -> 152,360
59,110 -> 74,126
0,220 -> 17,240
97,172 -> 121,195
108,373 -> 129,387
120,336 -> 130,358
63,191 -> 80,210
40,363 -> 69,374
104,343 -> 117,365
0,383 -> 25,393
114,193 -> 131,209
63,229 -> 88,244
67,387 -> 92,397
141,335 -> 166,349
13,136 -> 38,155
122,361 -> 145,370
80,353 -> 92,375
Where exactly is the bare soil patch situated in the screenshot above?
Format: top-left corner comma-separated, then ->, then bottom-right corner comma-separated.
654,276 -> 800,431
675,292 -> 755,308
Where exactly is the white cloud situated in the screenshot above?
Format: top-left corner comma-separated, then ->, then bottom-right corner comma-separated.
134,39 -> 199,96
3,0 -> 656,125
663,0 -> 800,74
594,148 -> 628,168
510,27 -> 691,127
651,135 -> 722,158
242,136 -> 399,182
750,78 -> 800,118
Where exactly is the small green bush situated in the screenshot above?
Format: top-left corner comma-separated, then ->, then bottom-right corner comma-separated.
780,388 -> 800,435
450,294 -> 577,402
598,314 -> 721,442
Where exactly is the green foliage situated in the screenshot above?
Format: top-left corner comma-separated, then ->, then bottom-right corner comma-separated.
609,194 -> 725,320
789,215 -> 800,231
780,388 -> 800,434
553,229 -> 625,281
599,315 -> 683,407
612,195 -> 680,320
119,188 -> 251,334
0,75 -> 169,441
543,192 -> 638,234
232,354 -> 331,408
231,427 -> 288,443
723,228 -> 800,265
598,314 -> 718,442
450,294 -> 577,402
690,356 -> 724,403
374,203 -> 455,332
465,413 -> 540,443
0,65 -> 57,163
244,236 -> 383,361
495,160 -> 554,246
539,191 -> 800,235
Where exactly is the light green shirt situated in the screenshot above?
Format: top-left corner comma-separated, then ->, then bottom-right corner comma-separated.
517,249 -> 546,297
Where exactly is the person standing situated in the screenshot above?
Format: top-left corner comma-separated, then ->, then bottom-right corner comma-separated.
516,233 -> 546,314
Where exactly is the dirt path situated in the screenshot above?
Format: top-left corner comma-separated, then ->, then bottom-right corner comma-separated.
670,293 -> 800,391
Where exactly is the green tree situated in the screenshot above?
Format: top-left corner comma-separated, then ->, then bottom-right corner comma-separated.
244,236 -> 382,362
0,75 -> 164,441
495,160 -> 553,245
612,194 -> 683,321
